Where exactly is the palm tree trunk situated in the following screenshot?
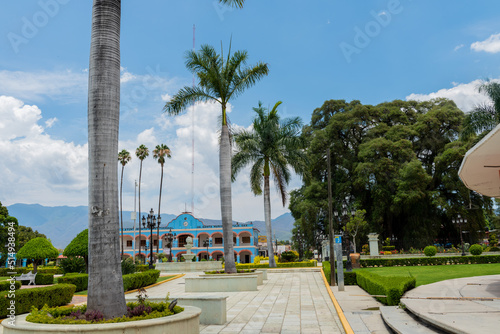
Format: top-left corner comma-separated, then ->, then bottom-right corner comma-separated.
157,165 -> 163,255
264,171 -> 276,268
87,0 -> 127,318
220,123 -> 236,273
138,161 -> 142,263
120,165 -> 124,257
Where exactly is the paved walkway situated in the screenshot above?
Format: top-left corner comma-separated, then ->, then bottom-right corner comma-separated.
134,270 -> 346,333
402,274 -> 500,334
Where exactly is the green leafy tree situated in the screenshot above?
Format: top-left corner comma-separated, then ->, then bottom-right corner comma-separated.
153,144 -> 171,254
118,149 -> 131,257
17,237 -> 58,273
232,101 -> 307,267
17,226 -> 47,250
461,80 -> 500,140
164,43 -> 269,273
0,202 -> 19,265
63,229 -> 89,273
344,209 -> 368,253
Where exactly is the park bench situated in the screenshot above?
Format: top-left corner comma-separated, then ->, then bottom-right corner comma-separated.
15,271 -> 37,285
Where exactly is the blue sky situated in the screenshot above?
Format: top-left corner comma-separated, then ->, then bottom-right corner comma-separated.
1,0 -> 500,222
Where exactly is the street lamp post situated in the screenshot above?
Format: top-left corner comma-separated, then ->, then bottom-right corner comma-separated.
203,239 -> 211,260
165,228 -> 176,262
335,198 -> 355,272
142,208 -> 161,270
452,214 -> 467,256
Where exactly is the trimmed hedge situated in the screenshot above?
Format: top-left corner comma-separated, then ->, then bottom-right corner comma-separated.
57,274 -> 88,292
0,280 -> 21,291
322,261 -> 357,285
356,271 -> 415,306
359,255 -> 500,267
0,267 -> 63,276
36,274 -> 54,285
123,270 -> 160,291
0,284 -> 76,317
38,267 -> 64,275
236,260 -> 317,269
135,265 -> 155,272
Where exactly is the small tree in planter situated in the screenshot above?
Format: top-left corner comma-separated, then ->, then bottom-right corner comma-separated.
423,245 -> 437,257
17,237 -> 59,273
344,209 -> 368,253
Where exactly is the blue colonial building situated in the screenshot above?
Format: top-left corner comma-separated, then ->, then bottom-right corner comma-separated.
121,212 -> 260,264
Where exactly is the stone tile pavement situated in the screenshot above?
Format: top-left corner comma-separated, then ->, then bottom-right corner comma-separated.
139,270 -> 346,333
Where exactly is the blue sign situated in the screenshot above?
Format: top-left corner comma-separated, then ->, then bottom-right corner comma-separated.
335,235 -> 342,244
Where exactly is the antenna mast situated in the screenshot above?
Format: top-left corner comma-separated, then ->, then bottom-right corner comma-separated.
191,24 -> 195,215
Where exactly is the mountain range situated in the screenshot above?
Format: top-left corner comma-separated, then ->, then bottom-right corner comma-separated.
7,204 -> 294,249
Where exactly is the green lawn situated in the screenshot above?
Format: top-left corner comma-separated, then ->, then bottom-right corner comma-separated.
356,263 -> 500,286
74,275 -> 176,296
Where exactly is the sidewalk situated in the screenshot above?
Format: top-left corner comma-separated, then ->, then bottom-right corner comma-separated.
139,270 -> 346,333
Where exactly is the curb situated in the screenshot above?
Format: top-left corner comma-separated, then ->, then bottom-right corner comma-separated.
320,268 -> 354,334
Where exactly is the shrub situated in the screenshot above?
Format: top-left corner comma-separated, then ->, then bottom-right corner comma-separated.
57,274 -> 88,292
38,267 -> 64,275
361,244 -> 369,254
135,264 -> 154,272
424,245 -> 437,257
469,244 -> 483,256
489,246 -> 500,252
236,260 -> 317,269
382,245 -> 395,252
121,258 -> 136,275
356,271 -> 415,306
60,256 -> 86,274
0,280 -> 21,291
0,284 -> 75,317
122,270 -> 160,291
35,274 -> 54,285
321,261 -> 357,285
280,251 -> 298,262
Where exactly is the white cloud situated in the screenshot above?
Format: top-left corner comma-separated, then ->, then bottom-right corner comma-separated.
0,96 -> 291,222
406,79 -> 495,112
454,44 -> 464,51
0,70 -> 87,103
161,93 -> 171,102
471,33 -> 500,53
0,96 -> 88,206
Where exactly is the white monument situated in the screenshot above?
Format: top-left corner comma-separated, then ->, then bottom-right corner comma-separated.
182,236 -> 196,261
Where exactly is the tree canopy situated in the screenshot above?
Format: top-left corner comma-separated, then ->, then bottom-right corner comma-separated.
291,98 -> 492,253
17,237 -> 59,273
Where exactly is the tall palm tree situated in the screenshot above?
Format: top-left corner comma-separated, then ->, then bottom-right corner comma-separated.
136,144 -> 149,263
232,101 -> 307,267
118,149 -> 131,257
87,0 -> 127,318
164,44 -> 269,273
153,144 -> 171,255
461,80 -> 500,140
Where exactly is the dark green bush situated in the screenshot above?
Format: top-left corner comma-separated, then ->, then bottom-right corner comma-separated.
236,260 -> 317,270
37,267 -> 64,275
121,258 -> 136,275
358,254 -> 500,267
469,244 -> 483,256
382,245 -> 395,251
356,271 -> 415,306
57,274 -> 88,292
321,261 -> 357,285
0,280 -> 21,291
424,246 -> 437,257
280,251 -> 298,262
122,270 -> 160,291
135,264 -> 155,272
60,256 -> 86,274
34,274 -> 54,285
489,246 -> 500,252
0,284 -> 75,317
0,268 -> 29,276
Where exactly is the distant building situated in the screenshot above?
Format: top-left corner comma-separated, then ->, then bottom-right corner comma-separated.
121,212 -> 260,264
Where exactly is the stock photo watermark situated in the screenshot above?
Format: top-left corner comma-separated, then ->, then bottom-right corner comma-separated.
339,0 -> 411,63
7,0 -> 71,54
6,222 -> 17,326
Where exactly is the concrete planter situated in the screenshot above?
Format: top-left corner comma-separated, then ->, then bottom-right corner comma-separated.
201,270 -> 264,285
185,275 -> 258,292
156,261 -> 222,273
1,306 -> 201,334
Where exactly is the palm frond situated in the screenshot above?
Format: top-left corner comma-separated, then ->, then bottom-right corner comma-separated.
218,0 -> 244,8
164,86 -> 219,115
250,159 -> 264,195
460,104 -> 498,140
228,62 -> 269,100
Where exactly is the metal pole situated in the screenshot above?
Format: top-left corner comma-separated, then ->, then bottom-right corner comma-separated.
327,147 -> 336,286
